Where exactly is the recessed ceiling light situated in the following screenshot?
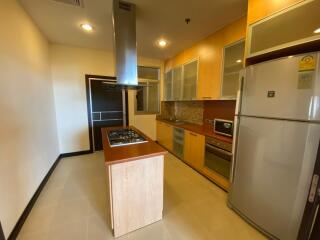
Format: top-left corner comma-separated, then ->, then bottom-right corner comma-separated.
157,39 -> 168,48
80,23 -> 93,32
314,28 -> 320,34
236,59 -> 242,63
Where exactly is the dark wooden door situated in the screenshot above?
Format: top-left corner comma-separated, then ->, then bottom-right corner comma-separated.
90,79 -> 128,151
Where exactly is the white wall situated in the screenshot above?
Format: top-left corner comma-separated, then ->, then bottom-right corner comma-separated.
51,44 -> 163,153
0,0 -> 59,238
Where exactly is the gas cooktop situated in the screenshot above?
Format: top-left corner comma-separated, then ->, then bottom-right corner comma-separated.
107,128 -> 148,147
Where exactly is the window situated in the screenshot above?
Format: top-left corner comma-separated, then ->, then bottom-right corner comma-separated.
135,66 -> 160,114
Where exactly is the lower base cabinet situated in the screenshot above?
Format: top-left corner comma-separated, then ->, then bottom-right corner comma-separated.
156,121 -> 173,151
156,121 -> 230,191
183,130 -> 205,170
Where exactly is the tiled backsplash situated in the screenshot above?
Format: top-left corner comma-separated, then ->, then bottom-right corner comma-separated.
175,101 -> 203,125
160,101 -> 175,120
159,100 -> 236,126
159,101 -> 203,124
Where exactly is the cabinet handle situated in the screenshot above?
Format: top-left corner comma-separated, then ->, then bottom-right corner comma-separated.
202,97 -> 212,100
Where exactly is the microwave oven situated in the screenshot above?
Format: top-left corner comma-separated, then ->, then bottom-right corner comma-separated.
213,119 -> 233,137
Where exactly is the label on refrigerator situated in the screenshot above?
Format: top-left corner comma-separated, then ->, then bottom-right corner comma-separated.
298,71 -> 314,89
299,55 -> 316,72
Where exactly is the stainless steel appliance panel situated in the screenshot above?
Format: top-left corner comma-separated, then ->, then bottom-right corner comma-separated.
241,53 -> 320,121
229,116 -> 320,239
205,137 -> 232,179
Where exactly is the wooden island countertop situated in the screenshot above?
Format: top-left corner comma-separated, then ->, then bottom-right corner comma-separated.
101,126 -> 167,165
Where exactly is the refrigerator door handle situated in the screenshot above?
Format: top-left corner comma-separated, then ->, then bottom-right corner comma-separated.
308,174 -> 319,203
235,70 -> 245,116
230,116 -> 240,183
230,71 -> 244,183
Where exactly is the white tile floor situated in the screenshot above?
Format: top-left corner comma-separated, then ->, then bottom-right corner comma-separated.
17,152 -> 266,240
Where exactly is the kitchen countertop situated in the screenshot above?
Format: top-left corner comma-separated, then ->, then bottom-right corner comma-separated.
157,119 -> 233,144
102,126 -> 167,166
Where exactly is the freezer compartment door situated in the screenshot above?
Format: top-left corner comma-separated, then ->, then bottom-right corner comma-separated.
241,53 -> 320,121
228,117 -> 320,240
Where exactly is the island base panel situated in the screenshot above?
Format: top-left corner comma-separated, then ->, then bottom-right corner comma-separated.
108,155 -> 164,238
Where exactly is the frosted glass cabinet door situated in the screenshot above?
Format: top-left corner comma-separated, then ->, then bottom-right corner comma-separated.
183,60 -> 198,100
221,40 -> 245,99
248,0 -> 320,57
172,67 -> 183,101
164,70 -> 172,101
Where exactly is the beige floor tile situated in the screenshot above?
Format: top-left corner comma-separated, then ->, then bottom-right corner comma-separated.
17,230 -> 48,240
47,218 -> 88,240
17,151 -> 266,240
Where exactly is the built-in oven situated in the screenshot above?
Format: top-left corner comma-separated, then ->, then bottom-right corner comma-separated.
204,137 -> 232,179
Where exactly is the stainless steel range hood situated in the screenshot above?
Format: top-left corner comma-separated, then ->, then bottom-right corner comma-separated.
112,0 -> 138,87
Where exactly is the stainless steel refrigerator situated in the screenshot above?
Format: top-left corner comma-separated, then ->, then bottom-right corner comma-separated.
228,52 -> 320,240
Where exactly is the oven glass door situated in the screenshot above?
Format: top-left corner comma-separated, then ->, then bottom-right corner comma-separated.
205,143 -> 232,179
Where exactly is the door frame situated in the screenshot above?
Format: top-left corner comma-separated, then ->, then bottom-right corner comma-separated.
85,75 -> 129,152
298,139 -> 320,239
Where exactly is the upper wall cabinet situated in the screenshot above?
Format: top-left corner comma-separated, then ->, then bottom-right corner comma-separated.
221,40 -> 245,99
164,70 -> 173,101
182,60 -> 198,100
164,60 -> 198,101
247,0 -> 320,58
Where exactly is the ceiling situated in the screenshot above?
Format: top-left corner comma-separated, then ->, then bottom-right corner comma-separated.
19,0 -> 247,60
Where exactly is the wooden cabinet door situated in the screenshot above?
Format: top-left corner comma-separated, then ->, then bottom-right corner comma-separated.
163,123 -> 173,151
197,53 -> 219,100
156,121 -> 173,151
184,130 -> 205,170
156,121 -> 164,144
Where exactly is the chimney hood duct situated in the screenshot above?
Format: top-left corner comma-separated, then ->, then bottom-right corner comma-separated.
112,0 -> 138,87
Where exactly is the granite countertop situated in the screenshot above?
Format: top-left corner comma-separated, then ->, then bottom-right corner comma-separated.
157,119 -> 233,144
102,126 -> 167,166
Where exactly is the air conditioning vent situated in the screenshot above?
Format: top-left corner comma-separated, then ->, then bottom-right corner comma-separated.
53,0 -> 84,7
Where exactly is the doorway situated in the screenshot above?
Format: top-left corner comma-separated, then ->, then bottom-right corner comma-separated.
86,75 -> 128,151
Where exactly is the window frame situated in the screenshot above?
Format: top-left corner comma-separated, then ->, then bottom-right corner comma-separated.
134,66 -> 161,115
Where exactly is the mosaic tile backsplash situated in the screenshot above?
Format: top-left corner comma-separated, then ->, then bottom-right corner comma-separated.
159,101 -> 203,125
159,100 -> 236,126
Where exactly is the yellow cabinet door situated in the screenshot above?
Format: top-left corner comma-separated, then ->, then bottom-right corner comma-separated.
184,130 -> 205,170
156,121 -> 173,151
156,121 -> 164,144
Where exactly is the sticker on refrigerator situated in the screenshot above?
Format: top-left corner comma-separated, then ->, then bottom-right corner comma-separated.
299,55 -> 316,72
298,71 -> 314,89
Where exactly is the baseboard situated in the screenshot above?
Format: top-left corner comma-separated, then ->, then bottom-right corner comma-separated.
7,149 -> 92,240
60,150 -> 92,158
0,222 -> 5,240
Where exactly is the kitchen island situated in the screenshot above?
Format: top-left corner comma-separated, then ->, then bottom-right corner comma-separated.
102,126 -> 167,238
